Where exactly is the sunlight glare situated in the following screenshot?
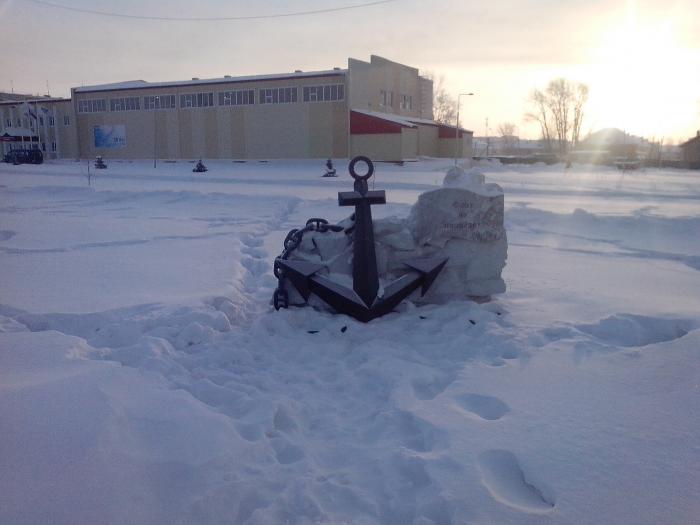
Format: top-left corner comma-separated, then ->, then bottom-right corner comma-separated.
588,2 -> 699,139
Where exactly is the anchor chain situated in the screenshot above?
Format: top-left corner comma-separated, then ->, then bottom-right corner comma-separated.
272,217 -> 345,310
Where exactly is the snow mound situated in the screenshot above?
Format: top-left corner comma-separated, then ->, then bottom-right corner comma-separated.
478,450 -> 555,513
442,166 -> 502,197
576,314 -> 695,347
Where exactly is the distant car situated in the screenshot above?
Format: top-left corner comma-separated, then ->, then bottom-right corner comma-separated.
3,149 -> 44,165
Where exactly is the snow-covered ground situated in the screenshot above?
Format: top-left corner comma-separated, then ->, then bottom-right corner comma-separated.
1,159 -> 699,525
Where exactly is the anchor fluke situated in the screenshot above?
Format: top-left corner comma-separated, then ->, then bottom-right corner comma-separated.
403,257 -> 449,295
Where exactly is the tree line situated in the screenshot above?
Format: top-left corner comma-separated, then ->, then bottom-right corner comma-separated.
428,73 -> 589,155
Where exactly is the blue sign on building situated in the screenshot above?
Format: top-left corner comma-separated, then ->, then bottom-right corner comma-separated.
94,125 -> 126,149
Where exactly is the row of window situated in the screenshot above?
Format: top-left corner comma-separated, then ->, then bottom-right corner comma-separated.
77,84 -> 346,113
110,97 -> 140,112
3,115 -> 68,128
303,84 -> 344,102
260,87 -> 297,104
78,99 -> 106,113
219,89 -> 255,106
380,90 -> 413,110
144,94 -> 176,110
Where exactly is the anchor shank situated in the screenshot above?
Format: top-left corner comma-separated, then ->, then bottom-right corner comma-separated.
352,199 -> 379,307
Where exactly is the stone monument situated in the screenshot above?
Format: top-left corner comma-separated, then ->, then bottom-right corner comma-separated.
384,165 -> 507,301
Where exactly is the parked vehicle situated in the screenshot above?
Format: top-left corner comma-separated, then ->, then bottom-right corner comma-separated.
3,149 -> 44,165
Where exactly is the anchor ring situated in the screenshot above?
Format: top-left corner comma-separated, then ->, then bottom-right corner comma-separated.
348,156 -> 374,181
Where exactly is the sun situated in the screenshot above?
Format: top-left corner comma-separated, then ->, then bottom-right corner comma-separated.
586,1 -> 700,140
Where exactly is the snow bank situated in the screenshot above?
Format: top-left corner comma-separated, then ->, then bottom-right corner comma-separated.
1,160 -> 700,524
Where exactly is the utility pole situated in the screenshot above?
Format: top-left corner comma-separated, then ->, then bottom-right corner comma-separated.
454,92 -> 474,165
485,117 -> 490,157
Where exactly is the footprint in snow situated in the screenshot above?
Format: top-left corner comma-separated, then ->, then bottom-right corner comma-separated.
241,256 -> 268,277
271,438 -> 305,464
240,233 -> 264,248
0,230 -> 16,241
411,371 -> 457,401
241,245 -> 267,258
454,393 -> 509,421
576,313 -> 694,347
477,449 -> 554,513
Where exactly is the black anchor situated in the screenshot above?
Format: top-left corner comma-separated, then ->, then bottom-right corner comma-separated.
277,156 -> 448,322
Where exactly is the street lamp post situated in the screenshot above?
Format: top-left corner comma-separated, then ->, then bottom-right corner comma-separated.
454,92 -> 474,165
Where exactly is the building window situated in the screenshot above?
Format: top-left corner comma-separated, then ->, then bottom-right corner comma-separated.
259,87 -> 298,104
180,92 -> 214,108
144,94 -> 176,110
64,115 -> 70,126
39,116 -> 44,126
400,94 -> 412,110
51,141 -> 57,152
380,90 -> 393,108
41,142 -> 46,151
78,99 -> 107,113
110,97 -> 140,112
5,118 -> 11,127
303,84 -> 345,102
219,89 -> 255,106
48,115 -> 55,126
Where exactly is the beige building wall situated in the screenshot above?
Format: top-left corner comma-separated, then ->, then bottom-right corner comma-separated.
0,99 -> 78,160
53,101 -> 79,159
418,77 -> 434,121
72,74 -> 349,160
416,124 -> 439,157
681,135 -> 700,163
347,55 -> 432,119
401,128 -> 419,159
350,133 -> 403,162
438,133 -> 474,159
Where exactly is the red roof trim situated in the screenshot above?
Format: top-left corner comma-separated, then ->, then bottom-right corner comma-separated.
438,124 -> 465,138
350,110 -> 409,135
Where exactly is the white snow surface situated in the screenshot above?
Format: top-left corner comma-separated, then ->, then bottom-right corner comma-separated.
1,159 -> 699,524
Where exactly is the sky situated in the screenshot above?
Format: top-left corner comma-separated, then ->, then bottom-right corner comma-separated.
1,0 -> 699,142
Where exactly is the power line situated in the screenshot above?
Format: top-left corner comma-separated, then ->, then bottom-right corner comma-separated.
24,0 -> 398,21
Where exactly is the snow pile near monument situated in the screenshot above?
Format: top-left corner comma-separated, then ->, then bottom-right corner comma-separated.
403,166 -> 507,300
283,165 -> 507,307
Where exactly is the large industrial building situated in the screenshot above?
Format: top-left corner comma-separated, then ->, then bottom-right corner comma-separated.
1,56 -> 472,162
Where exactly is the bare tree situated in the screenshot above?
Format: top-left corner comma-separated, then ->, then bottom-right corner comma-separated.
646,137 -> 664,165
424,72 -> 457,125
497,122 -> 515,137
497,122 -> 518,153
571,83 -> 589,148
547,79 -> 571,154
524,90 -> 553,152
525,78 -> 589,155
